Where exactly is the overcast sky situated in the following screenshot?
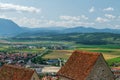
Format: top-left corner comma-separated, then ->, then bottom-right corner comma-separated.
0,0 -> 120,29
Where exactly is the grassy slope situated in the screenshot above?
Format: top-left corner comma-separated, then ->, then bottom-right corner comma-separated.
107,57 -> 120,66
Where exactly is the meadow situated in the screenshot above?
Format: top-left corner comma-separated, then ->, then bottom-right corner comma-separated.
1,39 -> 120,66
42,44 -> 120,59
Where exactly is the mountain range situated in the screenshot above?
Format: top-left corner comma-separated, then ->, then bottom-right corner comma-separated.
0,18 -> 120,37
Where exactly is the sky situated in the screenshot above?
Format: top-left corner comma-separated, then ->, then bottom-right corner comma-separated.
0,0 -> 120,29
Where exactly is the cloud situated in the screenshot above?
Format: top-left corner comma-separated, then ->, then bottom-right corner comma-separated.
60,16 -> 80,21
0,3 -> 40,13
115,25 -> 120,28
103,7 -> 114,11
81,15 -> 89,20
47,20 -> 94,27
60,15 -> 88,21
95,17 -> 109,23
118,16 -> 120,19
16,17 -> 93,28
105,14 -> 116,19
0,15 -> 7,19
0,15 -> 94,28
0,15 -> 42,27
89,6 -> 95,13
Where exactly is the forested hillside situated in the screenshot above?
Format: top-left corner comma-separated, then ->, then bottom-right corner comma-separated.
11,33 -> 120,45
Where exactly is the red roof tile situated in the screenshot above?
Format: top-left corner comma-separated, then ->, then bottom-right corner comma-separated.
0,64 -> 35,80
57,50 -> 101,80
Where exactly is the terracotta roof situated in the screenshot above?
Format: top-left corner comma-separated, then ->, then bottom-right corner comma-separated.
57,50 -> 101,80
112,67 -> 120,70
0,64 -> 35,80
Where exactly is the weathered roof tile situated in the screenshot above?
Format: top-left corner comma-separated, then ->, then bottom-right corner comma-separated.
57,50 -> 100,80
0,64 -> 35,80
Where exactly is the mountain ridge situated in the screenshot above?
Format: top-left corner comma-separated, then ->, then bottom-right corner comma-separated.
0,18 -> 120,37
0,18 -> 25,36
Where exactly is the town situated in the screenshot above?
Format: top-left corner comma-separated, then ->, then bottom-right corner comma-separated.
0,50 -> 120,80
0,0 -> 120,79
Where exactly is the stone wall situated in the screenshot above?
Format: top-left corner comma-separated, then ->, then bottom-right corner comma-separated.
58,76 -> 71,80
86,55 -> 115,80
31,72 -> 40,80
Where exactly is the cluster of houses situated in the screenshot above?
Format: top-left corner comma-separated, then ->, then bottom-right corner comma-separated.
111,67 -> 120,79
12,45 -> 37,49
0,52 -> 37,67
12,44 -> 69,50
0,50 -> 120,80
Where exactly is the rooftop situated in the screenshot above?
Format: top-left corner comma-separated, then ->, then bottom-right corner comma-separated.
57,50 -> 101,80
0,64 -> 35,80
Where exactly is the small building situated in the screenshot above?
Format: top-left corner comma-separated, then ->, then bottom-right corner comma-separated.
111,67 -> 120,80
46,59 -> 59,65
0,64 -> 40,80
42,66 -> 60,74
57,50 -> 114,80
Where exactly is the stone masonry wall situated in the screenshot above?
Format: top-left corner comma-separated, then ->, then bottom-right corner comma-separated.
86,55 -> 115,80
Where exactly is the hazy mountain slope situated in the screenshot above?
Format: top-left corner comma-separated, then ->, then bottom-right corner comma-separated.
64,26 -> 120,33
0,18 -> 24,36
0,18 -> 120,37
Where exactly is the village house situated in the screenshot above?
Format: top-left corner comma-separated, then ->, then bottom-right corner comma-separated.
111,67 -> 120,80
57,50 -> 115,80
0,64 -> 40,80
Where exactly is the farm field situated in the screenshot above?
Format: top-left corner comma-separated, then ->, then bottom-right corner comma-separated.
43,50 -> 73,59
42,49 -> 120,60
42,44 -> 120,61
76,44 -> 120,59
1,39 -> 120,66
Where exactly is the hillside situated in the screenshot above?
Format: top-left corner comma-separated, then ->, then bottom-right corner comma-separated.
0,18 -> 25,36
64,26 -> 120,33
0,18 -> 120,38
12,33 -> 120,45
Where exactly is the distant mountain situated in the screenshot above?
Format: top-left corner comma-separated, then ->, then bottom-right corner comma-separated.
0,18 -> 25,36
16,26 -> 120,38
0,18 -> 120,37
64,26 -> 120,33
21,26 -> 66,32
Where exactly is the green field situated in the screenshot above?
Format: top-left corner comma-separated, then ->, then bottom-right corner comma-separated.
1,39 -> 120,66
43,50 -> 73,59
107,57 -> 120,66
41,44 -> 120,67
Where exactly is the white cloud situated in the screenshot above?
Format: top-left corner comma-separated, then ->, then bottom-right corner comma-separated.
0,3 -> 40,13
105,14 -> 116,19
60,15 -> 88,21
95,17 -> 109,23
46,20 -> 94,27
81,15 -> 89,20
16,18 -> 93,28
118,16 -> 120,19
0,15 -> 93,28
60,16 -> 80,21
115,25 -> 120,28
89,6 -> 95,13
103,7 -> 114,11
0,15 -> 8,19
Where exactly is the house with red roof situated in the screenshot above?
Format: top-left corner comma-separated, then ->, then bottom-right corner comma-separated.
0,64 -> 40,80
57,50 -> 115,80
111,67 -> 120,79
